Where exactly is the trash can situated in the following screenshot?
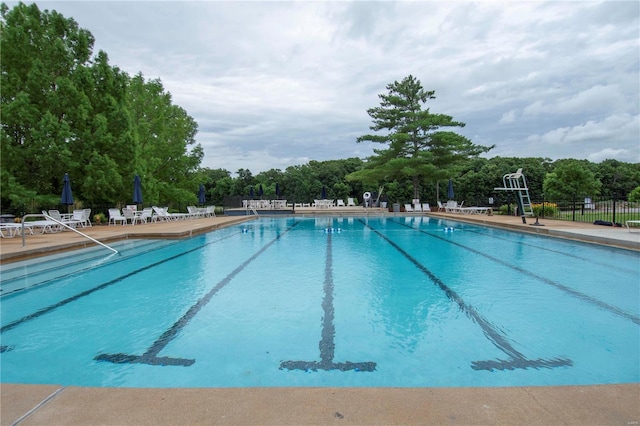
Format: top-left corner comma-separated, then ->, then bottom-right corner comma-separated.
393,203 -> 400,213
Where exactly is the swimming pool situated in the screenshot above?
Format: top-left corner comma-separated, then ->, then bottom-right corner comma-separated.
1,216 -> 638,388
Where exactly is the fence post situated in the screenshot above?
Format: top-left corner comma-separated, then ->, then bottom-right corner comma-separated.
612,195 -> 616,224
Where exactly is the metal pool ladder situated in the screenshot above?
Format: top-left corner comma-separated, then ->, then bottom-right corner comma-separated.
21,213 -> 119,254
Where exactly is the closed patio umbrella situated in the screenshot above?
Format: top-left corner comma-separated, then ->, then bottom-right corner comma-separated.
321,186 -> 327,199
198,184 -> 206,205
249,186 -> 254,199
275,183 -> 280,199
60,173 -> 74,213
447,179 -> 455,200
258,184 -> 264,197
133,175 -> 143,205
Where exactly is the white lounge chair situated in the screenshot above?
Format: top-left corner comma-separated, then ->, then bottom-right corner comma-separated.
413,202 -> 422,212
422,203 -> 431,212
347,198 -> 356,207
108,208 -> 127,226
404,204 -> 414,212
625,220 -> 640,233
337,199 -> 346,207
437,201 -> 445,212
0,223 -> 33,238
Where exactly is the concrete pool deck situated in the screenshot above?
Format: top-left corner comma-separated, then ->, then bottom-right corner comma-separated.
1,210 -> 639,425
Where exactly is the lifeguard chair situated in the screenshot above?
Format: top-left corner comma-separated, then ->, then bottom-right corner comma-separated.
494,168 -> 534,224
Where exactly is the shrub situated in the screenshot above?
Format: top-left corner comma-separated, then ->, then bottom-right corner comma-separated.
497,203 -> 517,215
532,202 -> 558,217
93,213 -> 107,224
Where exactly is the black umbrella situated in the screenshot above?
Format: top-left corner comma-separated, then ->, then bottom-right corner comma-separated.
321,186 -> 327,199
275,182 -> 280,199
198,184 -> 206,205
447,179 -> 455,200
249,186 -> 254,199
60,173 -> 74,213
133,175 -> 143,205
258,184 -> 264,197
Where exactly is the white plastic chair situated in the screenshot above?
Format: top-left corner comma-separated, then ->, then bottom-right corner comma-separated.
108,208 -> 127,226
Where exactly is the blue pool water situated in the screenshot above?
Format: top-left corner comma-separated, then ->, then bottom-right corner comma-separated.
1,216 -> 638,388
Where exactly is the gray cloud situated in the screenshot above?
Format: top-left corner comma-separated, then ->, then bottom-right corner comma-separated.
16,1 -> 640,173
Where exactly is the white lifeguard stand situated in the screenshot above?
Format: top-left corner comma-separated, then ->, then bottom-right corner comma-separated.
494,168 -> 534,224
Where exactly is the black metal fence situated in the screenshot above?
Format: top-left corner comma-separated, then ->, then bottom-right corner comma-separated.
500,197 -> 640,225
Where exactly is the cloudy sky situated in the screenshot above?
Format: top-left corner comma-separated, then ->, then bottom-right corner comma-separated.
14,1 -> 640,174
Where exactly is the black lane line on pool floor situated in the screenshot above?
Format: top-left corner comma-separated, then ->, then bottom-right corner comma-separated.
280,231 -> 376,372
95,221 -> 300,367
393,219 -> 640,326
0,230 -> 244,339
461,226 -> 638,276
365,219 -> 573,372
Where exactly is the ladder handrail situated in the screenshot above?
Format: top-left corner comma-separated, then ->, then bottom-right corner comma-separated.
21,213 -> 119,254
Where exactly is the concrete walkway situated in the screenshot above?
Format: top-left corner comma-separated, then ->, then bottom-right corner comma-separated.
1,211 -> 639,425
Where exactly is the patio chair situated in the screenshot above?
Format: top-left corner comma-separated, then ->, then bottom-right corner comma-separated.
48,209 -> 81,228
206,206 -> 216,217
437,201 -> 445,212
138,207 -> 153,224
122,207 -> 139,225
422,203 -> 431,212
72,209 -> 91,228
108,208 -> 127,226
404,204 -> 414,212
413,203 -> 422,212
187,206 -> 200,218
337,199 -> 346,207
82,209 -> 92,227
347,198 -> 356,206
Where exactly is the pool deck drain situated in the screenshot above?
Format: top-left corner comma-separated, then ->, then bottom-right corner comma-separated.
1,210 -> 639,425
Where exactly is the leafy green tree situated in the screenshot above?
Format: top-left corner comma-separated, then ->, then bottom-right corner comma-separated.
628,186 -> 640,203
1,3 -> 203,212
349,75 -> 493,201
543,160 -> 602,200
455,157 -> 552,206
1,2 -> 95,199
595,159 -> 640,200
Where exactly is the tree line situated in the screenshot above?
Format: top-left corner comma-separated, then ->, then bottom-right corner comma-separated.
200,157 -> 640,209
2,3 -> 638,216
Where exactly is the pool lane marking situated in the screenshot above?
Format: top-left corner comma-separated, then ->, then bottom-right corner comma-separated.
462,227 -> 638,276
0,231 -> 243,335
392,219 -> 640,326
280,231 -> 376,372
95,221 -> 300,367
363,219 -> 572,372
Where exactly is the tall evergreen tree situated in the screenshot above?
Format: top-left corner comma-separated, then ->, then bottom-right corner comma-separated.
349,75 -> 493,200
